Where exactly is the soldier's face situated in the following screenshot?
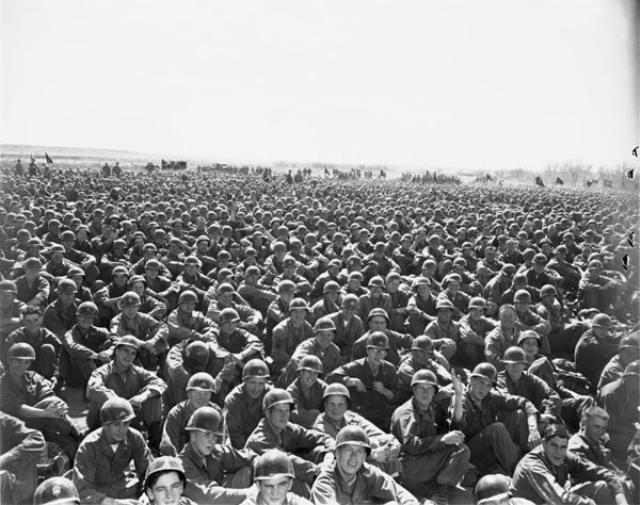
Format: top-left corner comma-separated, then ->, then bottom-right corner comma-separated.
103,420 -> 130,443
190,430 -> 218,456
289,310 -> 306,325
299,370 -> 319,389
267,404 -> 290,431
469,376 -> 492,400
244,377 -> 267,399
520,338 -> 539,359
368,317 -> 387,332
505,362 -> 526,381
336,445 -> 367,479
325,395 -> 348,421
543,436 -> 568,466
77,313 -> 95,329
7,358 -> 32,377
146,471 -> 184,505
23,314 -> 42,332
115,346 -> 138,367
256,475 -> 292,505
187,389 -> 211,409
315,329 -> 334,349
584,416 -> 608,442
413,383 -> 436,409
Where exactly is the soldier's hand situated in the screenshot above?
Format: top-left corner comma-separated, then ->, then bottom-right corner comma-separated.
441,430 -> 465,445
528,428 -> 542,449
451,373 -> 464,396
129,393 -> 146,410
370,446 -> 387,463
347,378 -> 367,392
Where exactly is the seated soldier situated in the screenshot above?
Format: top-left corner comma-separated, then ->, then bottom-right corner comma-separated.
326,294 -> 365,363
164,338 -> 235,410
0,343 -> 81,460
0,280 -> 26,340
211,307 -> 265,384
160,372 -> 224,457
157,290 -> 218,348
327,332 -> 403,430
73,397 -> 152,504
391,369 -> 471,503
206,282 -> 262,334
575,313 -> 620,392
406,276 -> 438,337
425,299 -> 461,363
351,307 -> 413,367
179,406 -> 255,505
265,280 -> 297,348
474,473 -> 536,505
458,296 -> 497,368
141,456 -> 197,505
312,383 -> 402,477
511,424 -> 629,505
279,317 -> 341,388
42,278 -> 78,339
310,280 -> 341,325
0,411 -> 46,505
93,264 -> 131,327
599,360 -> 640,467
286,355 -> 327,428
110,291 -> 166,371
536,284 -> 585,356
512,290 -> 551,352
485,304 -> 522,371
358,276 -> 393,323
437,273 -> 471,321
311,425 -> 420,505
14,257 -> 50,309
450,362 -> 540,476
239,450 -> 314,505
271,298 -> 314,377
244,388 -> 335,498
598,331 -> 640,390
398,335 -> 452,395
224,359 -> 272,449
86,336 -> 166,451
62,301 -> 116,388
4,305 -> 62,388
568,406 -> 635,497
127,274 -> 167,320
236,265 -> 277,315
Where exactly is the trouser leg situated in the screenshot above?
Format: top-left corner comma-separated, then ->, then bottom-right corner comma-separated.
436,443 -> 471,486
561,395 -> 594,432
35,343 -> 57,380
469,422 -> 520,474
500,408 -> 529,452
570,480 -> 615,504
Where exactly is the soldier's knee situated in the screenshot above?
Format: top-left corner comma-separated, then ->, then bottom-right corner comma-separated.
484,422 -> 509,439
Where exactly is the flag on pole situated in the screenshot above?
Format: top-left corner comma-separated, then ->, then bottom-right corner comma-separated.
45,152 -> 54,164
30,153 -> 35,163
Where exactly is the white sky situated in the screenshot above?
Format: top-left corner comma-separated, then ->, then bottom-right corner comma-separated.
1,0 -> 638,170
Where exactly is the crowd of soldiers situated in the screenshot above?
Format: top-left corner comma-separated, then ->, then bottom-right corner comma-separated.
0,164 -> 638,505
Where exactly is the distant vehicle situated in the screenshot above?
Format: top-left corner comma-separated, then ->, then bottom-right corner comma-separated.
161,159 -> 187,170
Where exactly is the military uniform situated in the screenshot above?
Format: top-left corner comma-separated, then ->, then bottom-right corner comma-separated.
224,382 -> 270,449
287,377 -> 327,428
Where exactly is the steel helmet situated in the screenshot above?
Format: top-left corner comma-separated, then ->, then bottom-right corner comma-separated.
128,275 -> 146,287
619,332 -> 640,349
114,335 -> 141,353
474,474 -> 511,501
143,456 -> 186,491
412,276 -> 431,289
297,355 -> 323,375
335,425 -> 371,454
33,476 -> 80,505
184,340 -> 210,369
111,265 -> 129,277
242,359 -> 270,381
323,281 -> 340,294
368,276 -> 385,288
591,313 -> 612,328
366,331 -> 389,350
411,335 -> 434,353
288,298 -> 310,312
0,279 -> 18,295
254,450 -> 295,481
313,317 -> 336,333
186,406 -> 224,435
410,369 -> 439,389
278,280 -> 296,294
502,346 -> 527,364
57,278 -> 78,295
517,329 -> 542,345
470,362 -> 498,384
540,284 -> 557,298
67,266 -> 85,278
186,372 -> 216,392
23,257 -> 43,270
623,360 -> 640,377
178,290 -> 198,304
367,308 -> 389,323
435,298 -> 454,311
262,388 -> 295,413
216,283 -> 235,296
219,308 -> 240,323
322,383 -> 351,405
100,397 -> 135,425
514,289 -> 531,302
468,297 -> 486,309
341,294 -> 359,309
7,342 -> 36,360
76,301 -> 98,316
118,291 -> 141,308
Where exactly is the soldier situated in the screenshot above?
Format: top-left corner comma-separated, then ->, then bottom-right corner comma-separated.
158,290 -> 218,348
127,274 -> 167,320
326,293 -> 365,363
358,276 -> 393,323
142,456 -> 197,505
224,359 -> 272,449
237,265 -> 277,315
450,362 -> 539,475
406,276 -> 438,337
511,424 -> 629,505
327,331 -> 403,430
62,301 -> 116,388
485,304 -> 522,371
598,331 -> 640,390
310,280 -> 341,324
425,298 -> 460,363
575,313 -> 620,392
311,425 -> 419,505
458,296 -> 497,367
0,411 -> 46,504
93,264 -> 131,326
86,336 -> 166,451
206,282 -> 262,334
265,281 -> 297,351
474,473 -> 536,505
14,257 -> 50,309
0,279 -> 25,339
271,298 -> 314,376
42,278 -> 78,338
73,397 -> 152,504
239,450 -> 314,505
179,406 -> 255,505
244,388 -> 335,498
351,307 -> 413,367
33,477 -> 81,505
160,372 -> 223,457
110,291 -> 166,371
4,305 -> 62,386
397,335 -> 452,393
286,355 -> 327,428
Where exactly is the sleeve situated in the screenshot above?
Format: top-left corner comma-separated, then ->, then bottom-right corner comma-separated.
519,458 -> 593,505
63,329 -> 97,359
159,407 -> 181,457
73,441 -> 107,504
137,367 -> 167,396
223,395 -> 247,449
310,471 -> 340,505
0,413 -> 46,464
484,330 -> 504,370
86,367 -> 117,404
219,445 -> 257,472
132,430 -> 152,478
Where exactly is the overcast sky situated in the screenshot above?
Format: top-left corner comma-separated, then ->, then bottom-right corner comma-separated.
1,0 -> 638,170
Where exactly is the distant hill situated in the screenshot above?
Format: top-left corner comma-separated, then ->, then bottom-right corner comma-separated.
0,144 -> 154,162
